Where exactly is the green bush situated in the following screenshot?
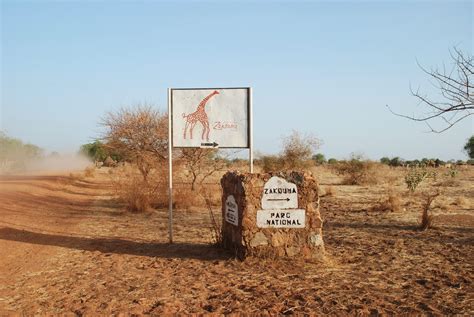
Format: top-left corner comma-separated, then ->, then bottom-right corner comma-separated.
79,140 -> 123,162
312,153 -> 326,165
389,157 -> 404,167
404,167 -> 437,192
380,157 -> 390,165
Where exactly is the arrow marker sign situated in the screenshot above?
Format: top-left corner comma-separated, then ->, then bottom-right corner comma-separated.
261,176 -> 298,210
200,142 -> 219,148
268,198 -> 290,202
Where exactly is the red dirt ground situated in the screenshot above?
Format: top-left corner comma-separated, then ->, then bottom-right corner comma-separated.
0,169 -> 473,315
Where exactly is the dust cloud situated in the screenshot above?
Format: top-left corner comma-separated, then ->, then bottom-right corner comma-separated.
0,153 -> 92,175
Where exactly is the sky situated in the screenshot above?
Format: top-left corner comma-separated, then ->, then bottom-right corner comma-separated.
1,0 -> 473,160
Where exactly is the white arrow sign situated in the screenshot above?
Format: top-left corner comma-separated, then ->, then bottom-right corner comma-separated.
261,176 -> 298,210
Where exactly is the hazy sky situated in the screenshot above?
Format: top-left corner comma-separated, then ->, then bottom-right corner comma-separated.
1,0 -> 473,160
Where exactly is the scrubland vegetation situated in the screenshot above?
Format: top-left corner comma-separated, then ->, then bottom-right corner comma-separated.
1,109 -> 473,314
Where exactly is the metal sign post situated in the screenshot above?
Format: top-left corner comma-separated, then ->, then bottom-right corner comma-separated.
249,87 -> 253,173
167,88 -> 173,244
167,87 -> 253,244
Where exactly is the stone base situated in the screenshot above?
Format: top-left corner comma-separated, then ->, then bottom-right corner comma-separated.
220,171 -> 324,260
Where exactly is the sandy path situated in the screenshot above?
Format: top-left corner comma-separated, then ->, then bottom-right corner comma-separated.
0,174 -> 112,311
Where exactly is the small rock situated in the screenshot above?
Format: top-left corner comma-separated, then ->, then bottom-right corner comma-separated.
271,232 -> 286,247
309,233 -> 323,247
250,232 -> 268,247
285,246 -> 300,257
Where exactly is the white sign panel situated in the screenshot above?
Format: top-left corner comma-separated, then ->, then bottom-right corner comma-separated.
257,209 -> 305,228
171,88 -> 249,148
261,176 -> 298,210
225,195 -> 238,226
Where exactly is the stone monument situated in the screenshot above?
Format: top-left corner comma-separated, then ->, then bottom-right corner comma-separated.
220,171 -> 324,260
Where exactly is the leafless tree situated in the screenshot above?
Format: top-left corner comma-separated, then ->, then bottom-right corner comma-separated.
387,48 -> 473,133
281,130 -> 321,169
260,130 -> 322,172
179,148 -> 228,191
101,105 -> 168,182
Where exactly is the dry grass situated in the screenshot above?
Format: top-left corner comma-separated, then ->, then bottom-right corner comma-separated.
453,196 -> 468,208
109,164 -> 162,212
83,166 -> 95,178
202,189 -> 223,246
322,185 -> 336,197
68,172 -> 82,182
434,198 -> 451,212
173,187 -> 204,210
115,176 -> 155,212
420,191 -> 440,230
371,192 -> 402,212
436,177 -> 460,187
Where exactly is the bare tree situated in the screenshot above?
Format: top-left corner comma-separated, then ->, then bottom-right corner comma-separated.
281,130 -> 322,169
101,105 -> 168,182
260,130 -> 322,172
179,148 -> 228,191
388,48 -> 473,133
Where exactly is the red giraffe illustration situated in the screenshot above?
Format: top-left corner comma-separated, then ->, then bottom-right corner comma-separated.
182,90 -> 219,141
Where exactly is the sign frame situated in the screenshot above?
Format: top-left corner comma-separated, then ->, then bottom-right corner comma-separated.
170,87 -> 251,149
167,87 -> 253,243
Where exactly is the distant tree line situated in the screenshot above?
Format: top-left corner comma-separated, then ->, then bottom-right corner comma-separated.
0,131 -> 43,172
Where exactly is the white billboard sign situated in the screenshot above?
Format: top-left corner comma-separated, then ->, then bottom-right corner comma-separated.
171,88 -> 249,148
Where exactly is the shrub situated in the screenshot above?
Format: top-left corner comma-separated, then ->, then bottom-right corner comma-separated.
258,130 -> 322,172
389,157 -> 404,167
327,158 -> 338,164
380,157 -> 390,165
115,176 -> 155,212
405,167 -> 429,192
333,156 -> 379,185
446,166 -> 459,178
312,153 -> 326,165
110,165 -> 161,212
420,191 -> 439,230
371,192 -> 402,212
79,141 -> 108,162
386,193 -> 402,212
261,155 -> 285,172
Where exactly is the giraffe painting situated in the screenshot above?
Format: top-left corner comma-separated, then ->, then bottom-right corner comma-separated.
182,90 -> 219,141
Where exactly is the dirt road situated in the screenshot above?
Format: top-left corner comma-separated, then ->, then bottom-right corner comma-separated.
0,170 -> 472,315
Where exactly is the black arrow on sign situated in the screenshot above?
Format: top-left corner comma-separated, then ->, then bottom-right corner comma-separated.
268,198 -> 290,202
201,142 -> 219,147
